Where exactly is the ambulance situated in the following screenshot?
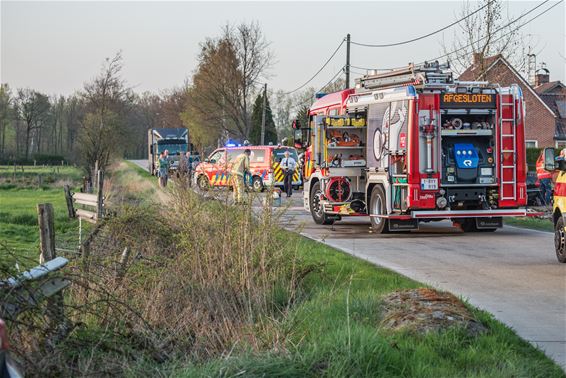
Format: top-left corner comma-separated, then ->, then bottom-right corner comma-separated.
195,145 -> 302,191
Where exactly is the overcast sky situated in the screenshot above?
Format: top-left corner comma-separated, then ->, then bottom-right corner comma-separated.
1,1 -> 564,96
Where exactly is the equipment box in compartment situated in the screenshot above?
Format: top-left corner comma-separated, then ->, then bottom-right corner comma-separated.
324,116 -> 367,168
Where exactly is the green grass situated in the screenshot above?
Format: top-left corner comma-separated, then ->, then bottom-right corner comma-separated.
505,216 -> 553,232
0,166 -> 84,267
171,233 -> 564,377
0,164 -> 84,189
106,161 -> 160,205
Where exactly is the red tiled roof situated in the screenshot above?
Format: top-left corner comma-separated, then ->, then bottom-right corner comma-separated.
458,54 -> 501,81
458,54 -> 556,118
535,81 -> 565,94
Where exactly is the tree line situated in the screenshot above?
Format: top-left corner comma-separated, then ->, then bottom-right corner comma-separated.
0,21 -> 340,177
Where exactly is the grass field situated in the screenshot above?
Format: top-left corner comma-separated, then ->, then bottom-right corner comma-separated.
0,165 -> 83,265
0,164 -> 83,188
117,163 -> 564,377
505,216 -> 554,232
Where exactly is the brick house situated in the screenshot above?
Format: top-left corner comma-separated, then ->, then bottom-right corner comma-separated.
459,54 -> 566,148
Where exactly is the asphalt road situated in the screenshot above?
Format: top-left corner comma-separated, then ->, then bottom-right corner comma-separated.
130,159 -> 149,172
129,159 -> 566,368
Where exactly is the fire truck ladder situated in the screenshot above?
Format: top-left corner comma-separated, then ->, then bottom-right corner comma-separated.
499,89 -> 517,201
357,61 -> 453,90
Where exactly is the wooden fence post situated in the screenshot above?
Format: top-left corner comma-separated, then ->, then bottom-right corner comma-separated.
37,203 -> 66,335
64,185 -> 75,219
97,170 -> 104,219
38,203 -> 56,264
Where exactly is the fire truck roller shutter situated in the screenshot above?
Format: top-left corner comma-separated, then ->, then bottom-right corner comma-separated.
367,102 -> 390,169
367,101 -> 409,169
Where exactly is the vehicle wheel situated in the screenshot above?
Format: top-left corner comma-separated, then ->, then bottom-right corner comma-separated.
197,175 -> 210,191
310,181 -> 334,225
457,218 -> 497,232
369,185 -> 389,234
554,217 -> 566,263
457,218 -> 477,232
252,176 -> 264,192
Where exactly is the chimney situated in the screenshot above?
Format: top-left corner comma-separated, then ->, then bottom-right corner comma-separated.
473,52 -> 483,65
535,64 -> 550,87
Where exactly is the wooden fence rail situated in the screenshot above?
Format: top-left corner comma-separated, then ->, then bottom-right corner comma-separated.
64,170 -> 105,224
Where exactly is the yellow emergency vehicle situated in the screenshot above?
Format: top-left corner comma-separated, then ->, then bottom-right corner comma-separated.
542,147 -> 566,263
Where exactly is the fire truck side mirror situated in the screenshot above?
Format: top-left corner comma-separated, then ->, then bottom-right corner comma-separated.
292,119 -> 301,129
544,147 -> 556,171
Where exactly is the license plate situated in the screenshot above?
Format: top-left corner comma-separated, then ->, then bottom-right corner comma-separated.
421,178 -> 438,190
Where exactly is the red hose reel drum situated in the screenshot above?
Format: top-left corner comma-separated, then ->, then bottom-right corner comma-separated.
325,177 -> 352,203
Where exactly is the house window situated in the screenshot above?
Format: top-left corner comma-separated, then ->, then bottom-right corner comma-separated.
525,140 -> 538,148
555,141 -> 566,148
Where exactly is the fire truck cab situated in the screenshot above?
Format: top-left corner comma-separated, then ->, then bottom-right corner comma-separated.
298,62 -> 528,233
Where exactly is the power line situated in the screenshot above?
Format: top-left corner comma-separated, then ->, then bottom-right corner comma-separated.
426,0 -> 558,64
284,38 -> 345,95
350,0 -> 495,48
317,66 -> 346,93
288,66 -> 346,113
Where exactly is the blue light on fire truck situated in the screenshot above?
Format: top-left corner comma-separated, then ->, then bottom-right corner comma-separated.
406,86 -> 417,97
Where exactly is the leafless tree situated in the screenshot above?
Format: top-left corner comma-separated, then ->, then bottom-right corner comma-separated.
14,88 -> 50,158
272,90 -> 294,141
0,84 -> 13,158
442,0 -> 526,76
79,52 -> 132,175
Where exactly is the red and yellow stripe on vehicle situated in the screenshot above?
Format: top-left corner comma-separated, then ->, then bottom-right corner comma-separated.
210,172 -> 229,186
272,161 -> 300,183
554,172 -> 566,216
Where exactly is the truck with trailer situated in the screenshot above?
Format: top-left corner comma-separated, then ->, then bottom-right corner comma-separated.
147,128 -> 190,176
295,62 -> 531,233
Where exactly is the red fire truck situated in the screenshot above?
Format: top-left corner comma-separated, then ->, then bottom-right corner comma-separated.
295,62 -> 529,232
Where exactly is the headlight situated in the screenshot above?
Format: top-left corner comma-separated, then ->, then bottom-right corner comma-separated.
436,196 -> 448,209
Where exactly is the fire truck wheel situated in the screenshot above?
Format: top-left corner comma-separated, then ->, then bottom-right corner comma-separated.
370,185 -> 390,234
197,175 -> 210,191
456,218 -> 496,232
310,181 -> 334,225
554,216 -> 566,263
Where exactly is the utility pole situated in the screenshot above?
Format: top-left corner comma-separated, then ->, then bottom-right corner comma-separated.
261,83 -> 267,145
345,33 -> 351,89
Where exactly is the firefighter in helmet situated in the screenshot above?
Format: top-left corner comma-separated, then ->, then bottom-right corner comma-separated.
230,149 -> 251,204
